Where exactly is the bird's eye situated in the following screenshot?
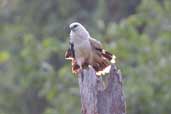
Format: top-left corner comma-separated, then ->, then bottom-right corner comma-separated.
70,24 -> 79,30
73,24 -> 78,28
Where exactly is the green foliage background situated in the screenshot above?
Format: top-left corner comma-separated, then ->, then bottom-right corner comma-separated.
0,0 -> 171,114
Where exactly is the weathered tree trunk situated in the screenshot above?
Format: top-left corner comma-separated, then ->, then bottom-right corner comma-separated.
78,64 -> 126,114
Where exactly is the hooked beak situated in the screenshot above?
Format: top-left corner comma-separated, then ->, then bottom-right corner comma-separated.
70,26 -> 74,30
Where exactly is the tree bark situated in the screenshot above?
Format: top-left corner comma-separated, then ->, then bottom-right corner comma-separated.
78,64 -> 126,114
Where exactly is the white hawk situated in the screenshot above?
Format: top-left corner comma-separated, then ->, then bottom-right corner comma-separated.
65,22 -> 115,75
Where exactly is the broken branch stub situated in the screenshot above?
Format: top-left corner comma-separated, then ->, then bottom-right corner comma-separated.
78,64 -> 126,114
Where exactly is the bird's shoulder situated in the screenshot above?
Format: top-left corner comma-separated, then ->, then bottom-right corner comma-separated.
89,37 -> 102,49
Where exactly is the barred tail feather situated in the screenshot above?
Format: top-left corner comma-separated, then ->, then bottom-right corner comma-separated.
94,58 -> 111,76
96,65 -> 111,76
93,49 -> 116,75
71,60 -> 80,74
101,49 -> 116,64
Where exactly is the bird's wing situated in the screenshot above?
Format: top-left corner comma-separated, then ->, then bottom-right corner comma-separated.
65,42 -> 75,60
89,37 -> 102,49
89,37 -> 114,61
89,37 -> 115,75
65,42 -> 80,74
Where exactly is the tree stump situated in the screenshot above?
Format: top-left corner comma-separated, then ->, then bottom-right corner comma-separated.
78,64 -> 126,114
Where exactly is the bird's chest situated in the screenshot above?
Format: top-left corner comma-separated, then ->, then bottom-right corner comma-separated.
74,40 -> 92,58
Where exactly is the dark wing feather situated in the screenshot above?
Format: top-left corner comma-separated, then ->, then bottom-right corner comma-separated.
89,37 -> 113,61
65,42 -> 80,73
65,42 -> 75,60
89,37 -> 115,75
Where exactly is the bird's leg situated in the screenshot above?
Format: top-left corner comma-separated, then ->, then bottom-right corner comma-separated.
77,59 -> 84,81
82,61 -> 89,69
81,70 -> 84,82
77,58 -> 84,71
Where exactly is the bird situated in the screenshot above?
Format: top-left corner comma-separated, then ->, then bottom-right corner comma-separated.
65,22 -> 115,75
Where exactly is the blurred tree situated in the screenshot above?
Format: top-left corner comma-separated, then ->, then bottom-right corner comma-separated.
0,0 -> 171,114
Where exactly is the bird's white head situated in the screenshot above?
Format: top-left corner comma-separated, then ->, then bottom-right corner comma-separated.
69,22 -> 90,39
